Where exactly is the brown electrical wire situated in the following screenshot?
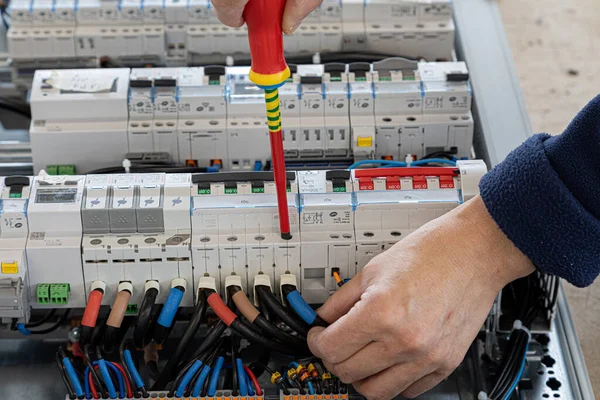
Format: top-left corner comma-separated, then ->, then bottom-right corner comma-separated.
232,291 -> 260,323
107,290 -> 131,328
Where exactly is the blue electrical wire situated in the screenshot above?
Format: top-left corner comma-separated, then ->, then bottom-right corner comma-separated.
246,373 -> 255,396
107,362 -> 126,399
286,290 -> 318,325
348,160 -> 407,169
97,359 -> 118,399
157,287 -> 185,328
236,358 -> 247,396
208,356 -> 225,396
123,349 -> 145,391
207,165 -> 221,172
84,366 -> 92,399
307,381 -> 315,395
176,359 -> 203,397
254,161 -> 263,171
16,323 -> 30,336
191,364 -> 212,397
411,158 -> 456,166
288,361 -> 299,369
62,357 -> 84,397
501,344 -> 529,400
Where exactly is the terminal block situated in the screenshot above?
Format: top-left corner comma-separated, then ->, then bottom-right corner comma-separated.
282,388 -> 349,400
36,283 -> 50,304
49,283 -> 70,305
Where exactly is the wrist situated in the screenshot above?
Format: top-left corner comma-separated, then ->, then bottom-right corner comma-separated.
455,195 -> 535,290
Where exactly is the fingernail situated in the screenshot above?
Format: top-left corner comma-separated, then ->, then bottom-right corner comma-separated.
283,21 -> 300,35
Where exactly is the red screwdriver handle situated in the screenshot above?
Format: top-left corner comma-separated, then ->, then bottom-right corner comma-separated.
244,0 -> 290,89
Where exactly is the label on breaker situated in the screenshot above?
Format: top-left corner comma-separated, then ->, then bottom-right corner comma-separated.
46,71 -> 117,93
390,4 -> 417,18
138,174 -> 165,185
302,209 -> 351,225
355,190 -> 460,205
297,171 -> 328,193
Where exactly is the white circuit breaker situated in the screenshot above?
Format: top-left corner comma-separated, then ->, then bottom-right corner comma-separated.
372,59 -> 474,159
0,177 -> 32,321
29,61 -> 474,174
191,172 -> 300,296
26,175 -> 87,308
0,164 -> 489,319
297,170 -> 355,304
81,173 -> 194,308
29,69 -> 131,174
8,0 -> 455,65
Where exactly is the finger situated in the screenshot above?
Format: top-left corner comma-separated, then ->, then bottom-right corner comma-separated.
400,371 -> 446,398
353,363 -> 433,400
317,272 -> 363,323
282,0 -> 324,34
325,342 -> 394,383
210,0 -> 249,27
308,298 -> 374,364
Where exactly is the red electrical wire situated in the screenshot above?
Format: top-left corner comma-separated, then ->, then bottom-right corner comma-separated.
88,370 -> 99,399
269,130 -> 292,240
82,289 -> 103,328
110,362 -> 133,398
207,293 -> 237,326
244,365 -> 263,396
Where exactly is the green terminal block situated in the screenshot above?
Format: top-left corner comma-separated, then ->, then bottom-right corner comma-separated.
333,187 -> 347,192
49,283 -> 70,305
126,304 -> 139,315
46,165 -> 59,175
224,188 -> 238,194
251,187 -> 265,194
9,193 -> 22,198
37,284 -> 51,304
57,164 -> 76,175
197,188 -> 211,195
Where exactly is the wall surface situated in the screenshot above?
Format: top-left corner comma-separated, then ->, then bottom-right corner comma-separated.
498,0 -> 600,395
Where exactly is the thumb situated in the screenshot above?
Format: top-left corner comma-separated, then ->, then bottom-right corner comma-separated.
317,273 -> 362,323
282,0 -> 324,34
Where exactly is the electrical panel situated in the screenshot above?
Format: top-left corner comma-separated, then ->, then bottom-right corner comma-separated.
29,61 -> 473,174
0,161 -> 486,322
7,0 -> 454,66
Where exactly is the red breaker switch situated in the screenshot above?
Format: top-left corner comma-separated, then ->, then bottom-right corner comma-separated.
439,175 -> 455,189
413,176 -> 428,189
385,176 -> 400,190
359,177 -> 374,191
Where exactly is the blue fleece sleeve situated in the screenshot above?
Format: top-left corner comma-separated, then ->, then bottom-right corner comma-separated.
479,95 -> 600,288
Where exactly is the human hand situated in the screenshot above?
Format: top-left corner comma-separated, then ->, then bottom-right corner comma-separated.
308,196 -> 535,399
210,0 -> 323,34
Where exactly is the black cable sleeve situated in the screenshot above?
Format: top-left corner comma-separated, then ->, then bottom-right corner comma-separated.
489,331 -> 529,399
29,309 -> 70,335
255,285 -> 309,337
147,361 -> 160,382
187,320 -> 228,364
84,345 -> 108,399
230,319 -> 297,355
134,287 -> 159,348
254,315 -> 308,350
231,337 -> 238,396
248,346 -> 271,378
494,334 -> 529,399
153,289 -> 211,389
26,309 -> 57,328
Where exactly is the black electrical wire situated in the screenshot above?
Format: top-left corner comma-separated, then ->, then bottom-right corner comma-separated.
248,347 -> 270,378
25,309 -> 57,328
147,361 -> 160,382
489,330 -> 529,399
56,352 -> 76,400
27,309 -> 71,335
228,285 -> 308,350
165,322 -> 227,392
84,344 -> 109,399
255,285 -> 309,337
153,289 -> 211,389
230,317 -> 296,355
231,337 -> 239,396
0,100 -> 31,119
134,287 -> 159,348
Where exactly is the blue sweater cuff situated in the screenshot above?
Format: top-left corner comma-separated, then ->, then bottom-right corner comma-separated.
479,133 -> 600,288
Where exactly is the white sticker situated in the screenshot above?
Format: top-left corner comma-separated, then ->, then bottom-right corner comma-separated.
46,71 -> 117,93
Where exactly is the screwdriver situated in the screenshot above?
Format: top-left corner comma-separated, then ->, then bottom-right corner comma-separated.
244,0 -> 292,240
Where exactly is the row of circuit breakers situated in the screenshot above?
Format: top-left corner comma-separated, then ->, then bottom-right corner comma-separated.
7,0 -> 454,63
0,161 -> 487,323
29,60 -> 473,174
